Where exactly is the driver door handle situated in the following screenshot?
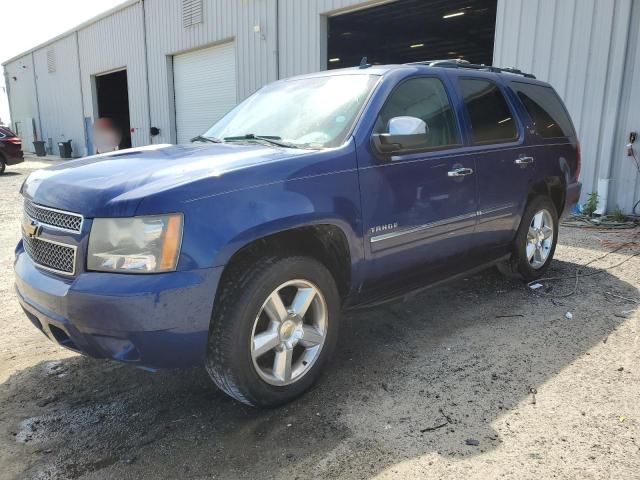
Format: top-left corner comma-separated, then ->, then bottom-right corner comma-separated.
448,167 -> 474,178
515,156 -> 535,165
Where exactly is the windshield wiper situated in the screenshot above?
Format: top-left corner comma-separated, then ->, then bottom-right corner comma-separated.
223,134 -> 300,149
190,135 -> 222,143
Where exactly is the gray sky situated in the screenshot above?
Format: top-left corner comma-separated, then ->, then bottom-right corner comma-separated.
0,0 -> 127,126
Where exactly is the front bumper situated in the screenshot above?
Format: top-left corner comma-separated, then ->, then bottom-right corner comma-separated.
562,181 -> 582,219
14,247 -> 223,368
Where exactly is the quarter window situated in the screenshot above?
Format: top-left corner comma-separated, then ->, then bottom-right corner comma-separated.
460,79 -> 518,144
375,77 -> 460,151
511,82 -> 575,138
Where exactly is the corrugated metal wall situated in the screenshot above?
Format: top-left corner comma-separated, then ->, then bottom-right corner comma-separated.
494,0 -> 640,213
32,34 -> 85,157
78,1 -> 150,149
610,1 -> 640,214
4,0 -> 638,212
143,0 -> 278,144
3,54 -> 39,152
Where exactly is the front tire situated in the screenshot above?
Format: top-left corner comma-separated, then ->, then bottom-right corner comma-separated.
498,196 -> 559,281
206,256 -> 340,407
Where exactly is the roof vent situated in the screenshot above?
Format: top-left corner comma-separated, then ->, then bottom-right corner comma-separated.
46,49 -> 56,74
182,0 -> 203,28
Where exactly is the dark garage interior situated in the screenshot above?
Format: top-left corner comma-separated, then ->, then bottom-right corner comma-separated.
95,69 -> 132,149
327,0 -> 497,69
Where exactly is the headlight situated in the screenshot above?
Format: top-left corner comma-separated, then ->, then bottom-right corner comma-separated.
87,214 -> 183,273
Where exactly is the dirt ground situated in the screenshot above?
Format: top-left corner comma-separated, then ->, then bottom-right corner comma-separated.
1,158 -> 639,480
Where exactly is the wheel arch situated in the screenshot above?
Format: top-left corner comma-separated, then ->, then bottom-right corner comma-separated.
527,176 -> 565,216
217,222 -> 355,302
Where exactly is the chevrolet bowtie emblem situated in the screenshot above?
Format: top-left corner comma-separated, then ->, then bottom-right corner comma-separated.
23,219 -> 41,238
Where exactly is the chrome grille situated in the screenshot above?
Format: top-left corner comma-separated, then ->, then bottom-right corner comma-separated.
23,236 -> 76,275
24,199 -> 83,232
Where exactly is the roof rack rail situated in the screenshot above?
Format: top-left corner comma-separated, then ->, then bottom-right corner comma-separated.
405,58 -> 536,79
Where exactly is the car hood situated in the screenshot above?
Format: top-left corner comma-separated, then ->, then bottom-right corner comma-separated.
22,143 -> 309,218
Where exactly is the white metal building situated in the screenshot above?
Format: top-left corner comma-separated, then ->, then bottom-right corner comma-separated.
2,0 -> 639,213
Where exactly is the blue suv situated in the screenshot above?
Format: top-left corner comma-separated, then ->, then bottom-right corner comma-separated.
15,61 -> 581,407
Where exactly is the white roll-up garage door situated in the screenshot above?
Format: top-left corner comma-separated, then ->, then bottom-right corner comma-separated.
173,42 -> 237,144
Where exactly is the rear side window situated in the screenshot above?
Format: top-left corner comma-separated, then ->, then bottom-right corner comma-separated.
459,79 -> 518,144
375,77 -> 460,151
0,127 -> 16,138
511,82 -> 575,138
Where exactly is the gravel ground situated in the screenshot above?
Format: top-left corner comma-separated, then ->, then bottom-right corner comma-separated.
1,159 -> 639,480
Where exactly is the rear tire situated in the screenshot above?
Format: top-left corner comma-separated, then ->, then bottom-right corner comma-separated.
206,256 -> 340,407
0,156 -> 6,175
498,196 -> 559,281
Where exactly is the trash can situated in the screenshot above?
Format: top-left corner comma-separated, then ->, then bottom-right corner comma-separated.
33,141 -> 47,157
58,140 -> 72,159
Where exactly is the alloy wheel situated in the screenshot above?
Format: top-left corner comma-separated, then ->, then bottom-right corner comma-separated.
526,208 -> 554,269
250,279 -> 328,386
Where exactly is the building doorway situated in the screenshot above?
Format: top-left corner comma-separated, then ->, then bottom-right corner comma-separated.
327,0 -> 498,69
95,69 -> 131,149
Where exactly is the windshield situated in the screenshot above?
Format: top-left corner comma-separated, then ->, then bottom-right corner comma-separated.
203,74 -> 380,149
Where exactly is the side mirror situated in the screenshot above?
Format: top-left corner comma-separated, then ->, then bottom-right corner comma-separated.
388,116 -> 427,135
372,116 -> 429,156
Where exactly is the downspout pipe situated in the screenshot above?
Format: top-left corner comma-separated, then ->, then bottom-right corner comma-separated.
142,0 -> 153,144
31,52 -> 43,144
75,31 -> 88,157
275,0 -> 280,80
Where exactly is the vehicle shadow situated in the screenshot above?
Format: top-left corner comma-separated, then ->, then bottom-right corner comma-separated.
0,257 -> 637,479
0,172 -> 22,177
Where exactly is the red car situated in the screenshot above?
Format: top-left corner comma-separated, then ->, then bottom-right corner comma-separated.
0,127 -> 24,174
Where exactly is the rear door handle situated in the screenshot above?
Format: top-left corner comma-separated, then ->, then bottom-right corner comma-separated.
515,156 -> 535,166
447,167 -> 474,177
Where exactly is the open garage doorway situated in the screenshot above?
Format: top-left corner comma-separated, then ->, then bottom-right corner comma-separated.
327,0 -> 497,69
95,69 -> 131,150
